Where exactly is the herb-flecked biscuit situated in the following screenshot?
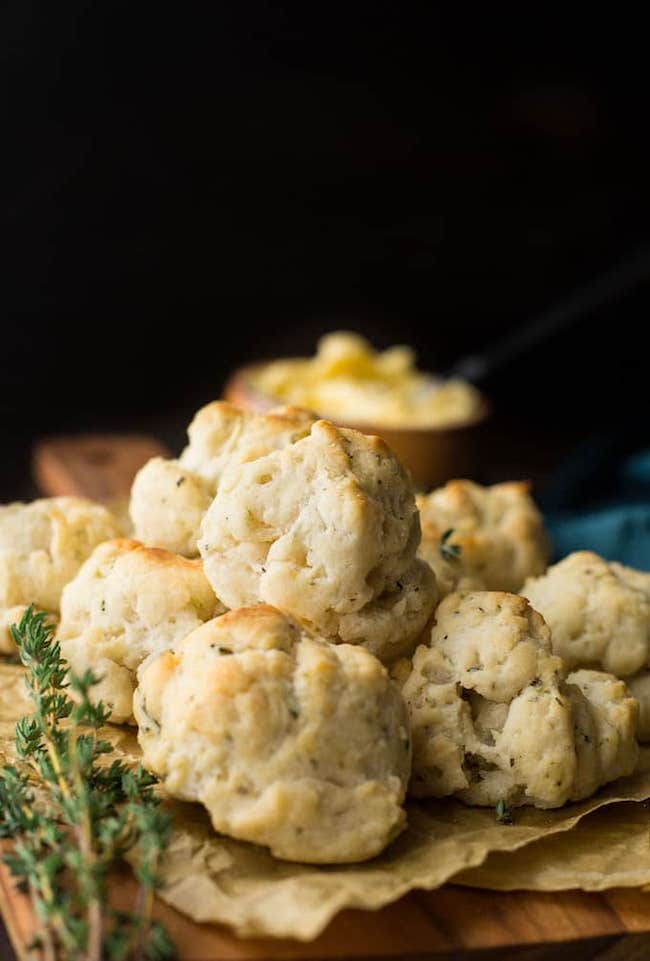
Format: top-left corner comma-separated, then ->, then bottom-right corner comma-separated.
130,403 -> 317,556
417,480 -> 549,597
400,591 -> 637,808
198,418 -> 436,663
0,497 -> 120,644
129,458 -> 213,557
134,605 -> 411,864
58,539 -> 224,724
522,551 -> 650,677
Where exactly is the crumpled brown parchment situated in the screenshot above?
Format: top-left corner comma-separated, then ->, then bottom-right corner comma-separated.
456,800 -> 650,891
2,661 -> 650,940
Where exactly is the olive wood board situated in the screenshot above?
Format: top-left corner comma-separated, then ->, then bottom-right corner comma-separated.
1,432 -> 650,961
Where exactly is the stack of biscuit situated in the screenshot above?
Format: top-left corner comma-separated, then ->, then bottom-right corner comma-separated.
1,401 -> 646,863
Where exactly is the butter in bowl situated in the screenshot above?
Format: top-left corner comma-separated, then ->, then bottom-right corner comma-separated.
223,332 -> 490,490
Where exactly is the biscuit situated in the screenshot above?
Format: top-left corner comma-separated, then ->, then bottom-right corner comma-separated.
417,480 -> 549,596
134,605 -> 410,863
57,539 -> 224,723
522,551 -> 650,676
199,418 -> 437,662
129,458 -> 213,556
626,670 -> 650,741
130,403 -> 316,556
611,561 -> 650,596
401,591 -> 637,808
566,669 -> 639,796
0,497 -> 120,635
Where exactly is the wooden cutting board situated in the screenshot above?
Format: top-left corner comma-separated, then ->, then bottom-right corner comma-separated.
1,434 -> 650,961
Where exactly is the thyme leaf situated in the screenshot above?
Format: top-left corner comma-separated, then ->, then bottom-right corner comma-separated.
439,528 -> 462,563
495,799 -> 513,825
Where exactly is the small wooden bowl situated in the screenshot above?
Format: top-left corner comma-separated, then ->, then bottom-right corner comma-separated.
223,364 -> 490,492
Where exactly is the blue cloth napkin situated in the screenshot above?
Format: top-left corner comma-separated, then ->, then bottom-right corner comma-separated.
542,447 -> 650,568
546,504 -> 650,568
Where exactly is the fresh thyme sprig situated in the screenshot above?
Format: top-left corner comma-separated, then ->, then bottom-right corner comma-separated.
439,528 -> 462,563
0,607 -> 175,961
495,799 -> 513,825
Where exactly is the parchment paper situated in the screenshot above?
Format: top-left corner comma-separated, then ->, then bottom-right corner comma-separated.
456,800 -> 650,891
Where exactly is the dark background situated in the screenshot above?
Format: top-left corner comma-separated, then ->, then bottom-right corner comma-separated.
3,4 -> 649,504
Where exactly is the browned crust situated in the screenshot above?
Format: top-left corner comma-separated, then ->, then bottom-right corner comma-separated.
104,538 -> 204,571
